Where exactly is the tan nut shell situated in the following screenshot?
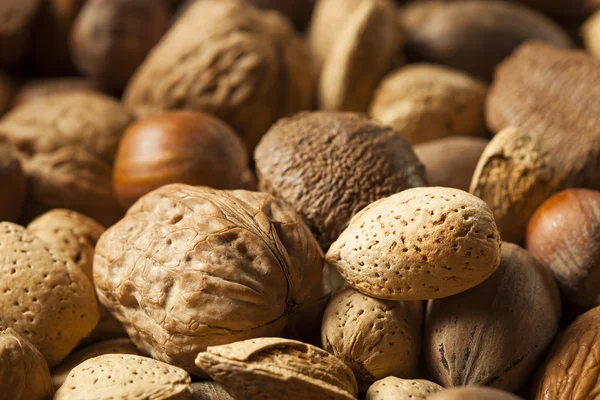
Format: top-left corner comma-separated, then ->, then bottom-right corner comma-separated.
12,78 -> 100,108
0,328 -> 54,400
51,338 -> 142,390
365,377 -> 442,400
370,64 -> 488,145
425,243 -> 561,392
190,382 -> 233,400
54,354 -> 192,400
124,0 -> 314,151
321,288 -> 422,390
94,184 -> 331,375
583,10 -> 600,58
195,337 -> 359,400
326,187 -> 501,301
0,91 -> 133,226
429,387 -> 523,400
470,127 -> 555,245
0,222 -> 99,367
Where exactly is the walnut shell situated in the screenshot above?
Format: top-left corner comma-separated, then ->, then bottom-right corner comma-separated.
0,328 -> 54,400
195,337 -> 359,400
371,64 -> 488,145
190,382 -> 234,400
365,377 -> 442,400
402,1 -> 572,81
414,136 -> 489,191
54,354 -> 192,400
12,78 -> 101,108
124,0 -> 315,151
486,42 -> 600,192
0,91 -> 133,226
0,0 -> 41,67
321,288 -> 422,391
425,242 -> 561,392
255,111 -> 427,250
94,184 -> 331,375
326,187 -> 501,301
51,338 -> 142,390
0,222 -> 99,367
470,127 -> 555,245
429,386 -> 523,400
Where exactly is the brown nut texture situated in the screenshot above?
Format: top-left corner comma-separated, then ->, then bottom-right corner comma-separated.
414,136 -> 489,191
326,187 -> 502,301
370,64 -> 488,145
0,91 -> 133,226
402,1 -> 572,81
486,43 -> 600,192
247,0 -> 316,30
12,78 -> 101,108
51,338 -> 143,390
94,184 -> 331,375
190,382 -> 234,400
429,386 -> 523,400
365,377 -> 442,400
0,222 -> 99,367
321,288 -> 422,391
0,0 -> 41,67
470,127 -> 555,245
113,110 -> 255,209
0,328 -> 54,400
425,242 -> 561,392
124,0 -> 315,152
255,111 -> 427,250
195,337 -> 359,400
526,189 -> 600,312
71,0 -> 170,92
54,354 -> 192,400
0,145 -> 26,222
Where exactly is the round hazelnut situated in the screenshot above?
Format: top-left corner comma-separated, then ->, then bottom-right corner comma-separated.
366,377 -> 442,400
527,189 -> 600,313
429,387 -> 523,400
12,78 -> 101,108
113,111 -> 255,209
0,0 -> 41,67
0,146 -> 26,222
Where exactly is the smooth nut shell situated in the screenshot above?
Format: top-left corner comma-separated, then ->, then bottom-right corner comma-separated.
0,146 -> 26,222
326,187 -> 502,301
321,288 -> 422,390
371,64 -> 488,145
429,386 -> 523,400
0,0 -> 41,67
365,377 -> 442,400
196,337 -> 359,400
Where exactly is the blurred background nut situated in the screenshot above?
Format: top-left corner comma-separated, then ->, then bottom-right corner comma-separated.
583,10 -> 600,57
70,0 -> 170,92
429,386 -> 524,400
113,110 -> 255,210
401,0 -> 572,81
0,328 -> 54,400
366,377 -> 442,400
11,78 -> 101,108
124,0 -> 315,152
190,382 -> 234,400
527,189 -> 600,314
0,0 -> 41,68
321,288 -> 422,391
414,136 -> 489,191
247,0 -> 316,30
255,112 -> 427,250
370,64 -> 488,145
0,145 -> 26,222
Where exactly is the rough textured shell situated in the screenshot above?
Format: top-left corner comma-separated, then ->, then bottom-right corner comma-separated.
190,382 -> 234,400
425,243 -> 561,392
54,354 -> 191,400
0,91 -> 133,226
0,222 -> 99,367
124,0 -> 314,151
94,184 -> 330,375
321,288 -> 422,390
365,377 -> 442,400
51,338 -> 142,390
255,111 -> 427,250
486,42 -> 600,192
195,337 -> 358,400
326,187 -> 501,300
0,328 -> 54,400
371,64 -> 488,145
0,0 -> 41,66
470,127 -> 555,245
429,387 -> 523,400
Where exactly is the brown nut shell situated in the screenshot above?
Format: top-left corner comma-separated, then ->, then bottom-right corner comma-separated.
365,377 -> 442,400
371,64 -> 488,145
429,386 -> 523,400
12,78 -> 101,108
255,111 -> 427,250
247,0 -> 316,30
54,354 -> 192,400
195,337 -> 359,400
0,328 -> 54,400
469,127 -> 555,245
321,288 -> 422,391
190,382 -> 234,400
0,0 -> 41,67
326,187 -> 502,301
425,242 -> 561,392
0,222 -> 99,367
0,145 -> 26,222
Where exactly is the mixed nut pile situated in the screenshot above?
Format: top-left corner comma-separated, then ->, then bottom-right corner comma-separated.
0,0 -> 600,399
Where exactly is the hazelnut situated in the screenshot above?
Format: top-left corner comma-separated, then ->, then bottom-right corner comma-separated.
0,146 -> 26,222
70,0 -> 170,92
0,0 -> 41,67
113,111 -> 255,209
366,377 -> 442,400
429,387 -> 523,400
12,78 -> 101,108
527,189 -> 600,313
